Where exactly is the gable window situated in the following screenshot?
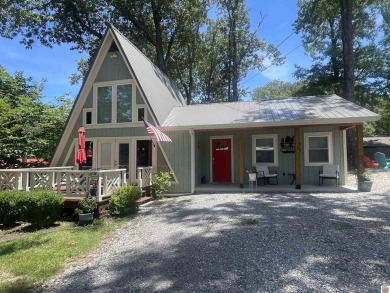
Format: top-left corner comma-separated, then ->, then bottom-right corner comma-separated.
252,134 -> 278,166
304,132 -> 333,166
117,84 -> 132,122
97,86 -> 112,123
94,80 -> 134,125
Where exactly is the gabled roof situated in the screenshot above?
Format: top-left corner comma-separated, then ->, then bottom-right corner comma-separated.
109,24 -> 186,125
163,95 -> 380,129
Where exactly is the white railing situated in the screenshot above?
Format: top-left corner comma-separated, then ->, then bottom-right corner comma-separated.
137,167 -> 153,191
0,167 -> 127,202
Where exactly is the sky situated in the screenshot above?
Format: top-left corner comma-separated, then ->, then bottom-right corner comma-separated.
0,0 -> 312,102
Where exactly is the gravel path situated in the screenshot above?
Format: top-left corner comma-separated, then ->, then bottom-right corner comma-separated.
39,170 -> 390,293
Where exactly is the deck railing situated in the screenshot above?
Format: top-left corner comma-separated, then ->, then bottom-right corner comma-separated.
137,167 -> 153,190
0,167 -> 127,202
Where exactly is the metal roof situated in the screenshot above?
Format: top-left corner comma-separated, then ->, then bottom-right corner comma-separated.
110,24 -> 186,125
163,95 -> 380,129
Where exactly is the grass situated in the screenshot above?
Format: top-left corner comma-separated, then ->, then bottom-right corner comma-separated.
0,217 -> 128,293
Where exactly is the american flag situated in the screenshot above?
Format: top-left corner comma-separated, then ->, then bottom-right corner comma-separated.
144,121 -> 172,142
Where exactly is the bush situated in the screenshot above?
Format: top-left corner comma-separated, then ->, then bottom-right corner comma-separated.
108,184 -> 141,216
23,190 -> 64,228
75,197 -> 97,214
151,171 -> 172,199
0,190 -> 28,227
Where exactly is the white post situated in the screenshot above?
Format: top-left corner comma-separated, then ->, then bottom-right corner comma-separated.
56,171 -> 62,195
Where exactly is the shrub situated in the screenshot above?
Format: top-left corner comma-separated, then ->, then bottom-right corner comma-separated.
23,190 -> 64,228
75,197 -> 97,214
108,184 -> 141,216
0,190 -> 28,227
151,171 -> 172,199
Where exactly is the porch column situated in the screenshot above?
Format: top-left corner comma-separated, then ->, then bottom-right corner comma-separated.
239,130 -> 244,188
356,124 -> 364,177
294,127 -> 301,189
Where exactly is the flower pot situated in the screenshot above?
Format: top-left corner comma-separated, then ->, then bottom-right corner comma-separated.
248,173 -> 257,181
358,181 -> 373,192
78,212 -> 94,224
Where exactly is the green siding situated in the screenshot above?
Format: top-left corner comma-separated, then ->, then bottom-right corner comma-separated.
160,130 -> 192,193
84,89 -> 93,108
136,88 -> 145,104
95,52 -> 132,82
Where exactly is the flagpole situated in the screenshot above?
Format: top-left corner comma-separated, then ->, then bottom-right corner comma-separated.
143,119 -> 156,147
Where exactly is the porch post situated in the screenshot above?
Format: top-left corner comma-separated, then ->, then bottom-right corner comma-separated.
239,130 -> 244,188
356,124 -> 364,177
294,127 -> 301,189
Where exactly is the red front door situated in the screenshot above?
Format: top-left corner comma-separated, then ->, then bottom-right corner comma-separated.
212,138 -> 232,182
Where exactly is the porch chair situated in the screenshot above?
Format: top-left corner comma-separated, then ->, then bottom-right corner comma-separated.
363,156 -> 378,168
256,165 -> 278,186
373,152 -> 390,169
319,164 -> 339,186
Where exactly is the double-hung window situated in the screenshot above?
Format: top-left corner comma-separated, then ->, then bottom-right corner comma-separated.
95,81 -> 133,124
304,132 -> 333,166
252,134 -> 278,166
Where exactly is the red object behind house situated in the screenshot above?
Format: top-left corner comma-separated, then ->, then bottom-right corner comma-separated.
363,156 -> 379,168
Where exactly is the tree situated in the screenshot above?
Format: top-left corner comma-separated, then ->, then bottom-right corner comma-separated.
197,0 -> 283,102
252,80 -> 305,101
0,0 -> 210,104
0,65 -> 71,167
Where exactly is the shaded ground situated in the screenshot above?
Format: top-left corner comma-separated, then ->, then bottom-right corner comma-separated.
39,189 -> 390,293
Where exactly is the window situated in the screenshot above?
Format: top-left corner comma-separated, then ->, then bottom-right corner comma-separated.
304,132 -> 333,166
252,134 -> 278,166
137,107 -> 145,122
117,84 -> 132,122
94,81 -> 134,125
97,86 -> 112,124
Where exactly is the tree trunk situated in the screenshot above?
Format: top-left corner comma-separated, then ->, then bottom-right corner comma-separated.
339,0 -> 355,102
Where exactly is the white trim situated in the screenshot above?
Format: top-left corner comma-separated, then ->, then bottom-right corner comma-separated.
304,132 -> 334,166
136,105 -> 147,122
161,117 -> 379,131
210,136 -> 234,183
190,130 -> 195,193
252,134 -> 278,167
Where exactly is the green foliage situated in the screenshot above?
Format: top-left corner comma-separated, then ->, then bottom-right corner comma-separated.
0,217 -> 126,292
0,190 -> 64,228
151,171 -> 173,199
0,190 -> 28,228
358,172 -> 371,182
75,197 -> 97,214
0,65 -> 72,167
23,191 -> 64,228
294,0 -> 390,135
108,184 -> 141,216
252,80 -> 305,101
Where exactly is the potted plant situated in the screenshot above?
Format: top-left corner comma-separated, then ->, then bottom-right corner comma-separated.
245,168 -> 257,182
357,172 -> 373,192
75,197 -> 97,224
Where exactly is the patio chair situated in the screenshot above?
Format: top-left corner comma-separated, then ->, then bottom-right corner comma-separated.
256,165 -> 278,186
319,164 -> 339,186
373,152 -> 390,169
363,156 -> 378,168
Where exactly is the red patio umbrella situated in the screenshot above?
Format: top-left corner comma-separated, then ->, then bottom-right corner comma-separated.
76,126 -> 87,164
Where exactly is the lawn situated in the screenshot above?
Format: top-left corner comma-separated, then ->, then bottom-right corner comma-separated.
0,217 -> 127,293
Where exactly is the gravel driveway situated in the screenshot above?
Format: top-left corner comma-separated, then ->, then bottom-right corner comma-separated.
40,171 -> 390,293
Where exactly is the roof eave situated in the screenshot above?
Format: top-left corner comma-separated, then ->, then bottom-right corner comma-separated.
161,116 -> 381,131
